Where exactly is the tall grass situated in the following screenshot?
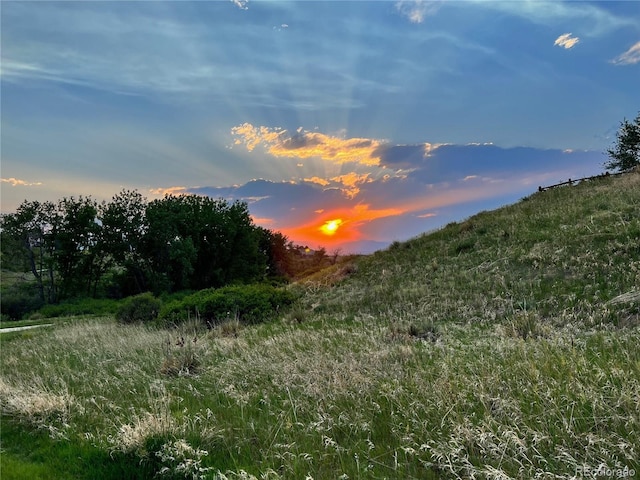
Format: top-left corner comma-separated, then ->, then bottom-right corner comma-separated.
1,171 -> 639,479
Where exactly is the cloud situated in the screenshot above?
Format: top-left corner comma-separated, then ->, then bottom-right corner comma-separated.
179,140 -> 605,252
374,143 -> 443,168
610,41 -> 640,65
554,33 -> 580,49
1,177 -> 43,187
329,173 -> 372,199
480,3 -> 634,36
230,0 -> 248,10
395,1 -> 440,24
231,124 -> 386,167
148,186 -> 190,196
284,203 -> 404,248
302,173 -> 373,199
304,177 -> 330,187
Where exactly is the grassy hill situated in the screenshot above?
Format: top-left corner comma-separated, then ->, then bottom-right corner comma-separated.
1,170 -> 639,479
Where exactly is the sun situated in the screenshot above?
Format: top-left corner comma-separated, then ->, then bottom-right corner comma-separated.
320,218 -> 343,236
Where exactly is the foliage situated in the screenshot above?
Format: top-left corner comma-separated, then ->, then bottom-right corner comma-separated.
0,285 -> 45,320
37,298 -> 121,319
116,293 -> 162,324
54,196 -> 102,299
2,189 -> 342,310
605,111 -> 640,172
142,194 -> 266,293
159,284 -> 297,326
1,200 -> 58,303
0,191 -> 287,304
96,189 -> 149,297
258,228 -> 342,281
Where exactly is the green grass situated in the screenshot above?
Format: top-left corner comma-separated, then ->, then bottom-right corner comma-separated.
1,171 -> 639,479
0,416 -> 155,479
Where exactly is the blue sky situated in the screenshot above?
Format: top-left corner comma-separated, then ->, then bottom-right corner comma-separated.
2,1 -> 639,252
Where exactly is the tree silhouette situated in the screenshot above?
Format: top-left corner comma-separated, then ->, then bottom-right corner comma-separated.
605,111 -> 640,172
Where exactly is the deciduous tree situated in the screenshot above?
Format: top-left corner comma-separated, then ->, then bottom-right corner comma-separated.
605,111 -> 640,172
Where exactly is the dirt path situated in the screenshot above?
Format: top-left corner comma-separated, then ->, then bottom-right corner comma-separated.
0,324 -> 54,334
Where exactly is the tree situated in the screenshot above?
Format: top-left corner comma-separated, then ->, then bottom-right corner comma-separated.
258,228 -> 292,279
98,189 -> 149,296
141,194 -> 266,292
54,196 -> 101,299
1,200 -> 55,302
605,111 -> 640,172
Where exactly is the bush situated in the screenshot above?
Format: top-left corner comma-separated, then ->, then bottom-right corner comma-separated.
37,298 -> 120,318
0,288 -> 44,320
116,293 -> 162,324
159,284 -> 297,326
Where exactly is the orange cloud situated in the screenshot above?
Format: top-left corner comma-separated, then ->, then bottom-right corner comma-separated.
148,186 -> 189,196
1,177 -> 43,187
232,123 -> 385,166
290,177 -> 523,247
304,176 -> 330,187
329,172 -> 371,199
281,203 -> 403,248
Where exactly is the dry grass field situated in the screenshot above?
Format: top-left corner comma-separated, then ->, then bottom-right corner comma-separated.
1,170 -> 639,479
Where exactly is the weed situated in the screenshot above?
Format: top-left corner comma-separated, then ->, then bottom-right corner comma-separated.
160,337 -> 201,377
155,438 -> 213,479
504,311 -> 547,340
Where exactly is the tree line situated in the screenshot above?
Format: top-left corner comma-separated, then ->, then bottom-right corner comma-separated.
1,190 -> 329,309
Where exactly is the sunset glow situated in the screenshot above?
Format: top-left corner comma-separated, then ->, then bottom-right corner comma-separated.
320,219 -> 343,236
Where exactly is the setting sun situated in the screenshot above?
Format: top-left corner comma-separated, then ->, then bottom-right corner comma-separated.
320,219 -> 343,236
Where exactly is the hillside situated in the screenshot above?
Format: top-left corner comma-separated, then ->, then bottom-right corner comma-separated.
1,170 -> 639,479
306,169 -> 639,330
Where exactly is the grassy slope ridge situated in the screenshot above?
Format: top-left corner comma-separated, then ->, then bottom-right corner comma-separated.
1,171 -> 639,479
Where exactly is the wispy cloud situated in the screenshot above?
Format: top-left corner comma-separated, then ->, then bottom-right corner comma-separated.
481,2 -> 634,36
610,41 -> 640,65
0,60 -> 49,79
395,1 -> 440,24
554,33 -> 580,49
1,177 -> 43,187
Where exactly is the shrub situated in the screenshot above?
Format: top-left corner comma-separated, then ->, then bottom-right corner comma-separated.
37,298 -> 120,318
159,284 -> 297,326
0,289 -> 44,320
116,293 -> 162,324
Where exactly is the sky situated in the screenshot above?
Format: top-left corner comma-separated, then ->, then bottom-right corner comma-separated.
1,0 -> 639,253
